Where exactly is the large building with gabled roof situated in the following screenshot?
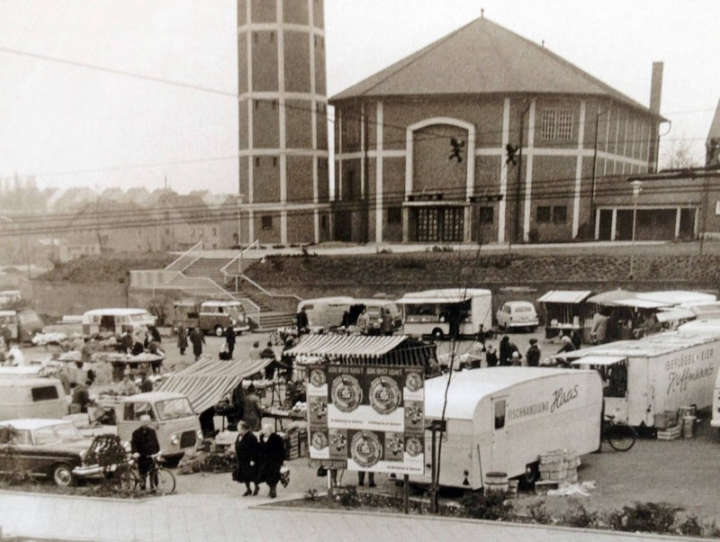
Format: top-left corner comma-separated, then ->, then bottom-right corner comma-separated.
330,16 -> 665,244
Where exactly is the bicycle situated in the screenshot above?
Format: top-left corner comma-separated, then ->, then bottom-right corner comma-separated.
113,453 -> 176,496
602,414 -> 637,451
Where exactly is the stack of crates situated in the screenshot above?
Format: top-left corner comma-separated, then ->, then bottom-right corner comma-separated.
284,424 -> 309,460
656,409 -> 681,440
536,449 -> 580,492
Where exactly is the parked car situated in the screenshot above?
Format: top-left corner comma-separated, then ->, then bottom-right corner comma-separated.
496,301 -> 539,332
0,418 -> 108,486
0,309 -> 44,343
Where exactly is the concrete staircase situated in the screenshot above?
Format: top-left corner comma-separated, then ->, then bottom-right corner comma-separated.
182,257 -> 233,286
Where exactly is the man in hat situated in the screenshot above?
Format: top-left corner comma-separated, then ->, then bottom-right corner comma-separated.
526,338 -> 541,367
131,414 -> 160,490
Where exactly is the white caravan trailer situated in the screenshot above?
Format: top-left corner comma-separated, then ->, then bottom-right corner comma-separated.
410,367 -> 602,490
397,288 -> 492,340
564,332 -> 720,427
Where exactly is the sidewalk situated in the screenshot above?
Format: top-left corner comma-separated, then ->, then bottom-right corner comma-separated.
0,491 -> 703,542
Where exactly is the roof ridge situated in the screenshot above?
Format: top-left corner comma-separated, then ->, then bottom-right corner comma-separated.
497,20 -> 650,112
335,17 -> 479,100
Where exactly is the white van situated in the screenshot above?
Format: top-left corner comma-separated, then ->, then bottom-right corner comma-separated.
0,377 -> 67,421
297,297 -> 355,331
411,367 -> 602,489
81,308 -> 155,337
397,288 -> 492,339
566,332 -> 720,426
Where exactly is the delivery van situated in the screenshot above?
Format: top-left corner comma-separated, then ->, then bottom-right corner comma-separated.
565,331 -> 720,427
81,308 -> 155,337
0,377 -> 67,421
297,297 -> 355,331
117,392 -> 201,465
0,309 -> 44,343
410,367 -> 602,490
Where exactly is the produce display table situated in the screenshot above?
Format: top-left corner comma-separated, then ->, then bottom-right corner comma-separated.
265,406 -> 306,432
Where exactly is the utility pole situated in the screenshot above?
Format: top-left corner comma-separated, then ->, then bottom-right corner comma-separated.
699,172 -> 708,255
590,108 -> 608,233
511,100 -> 531,247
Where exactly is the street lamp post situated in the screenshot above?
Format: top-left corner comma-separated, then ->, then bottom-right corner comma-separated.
630,180 -> 642,278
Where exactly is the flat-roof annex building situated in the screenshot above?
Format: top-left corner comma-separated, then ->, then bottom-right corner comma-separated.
330,16 -> 665,245
237,0 -> 332,245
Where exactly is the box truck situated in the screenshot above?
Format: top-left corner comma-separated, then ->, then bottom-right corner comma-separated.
412,367 -> 602,490
564,332 -> 720,427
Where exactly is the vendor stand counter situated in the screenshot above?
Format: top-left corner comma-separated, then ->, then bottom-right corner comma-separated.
537,290 -> 593,340
265,406 -> 307,432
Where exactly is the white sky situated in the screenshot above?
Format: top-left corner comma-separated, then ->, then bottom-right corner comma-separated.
0,0 -> 718,193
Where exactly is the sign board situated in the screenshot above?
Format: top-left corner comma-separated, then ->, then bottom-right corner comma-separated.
307,364 -> 425,475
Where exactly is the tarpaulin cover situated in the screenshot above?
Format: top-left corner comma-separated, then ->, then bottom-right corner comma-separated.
158,358 -> 272,414
537,290 -> 593,304
286,334 -> 435,366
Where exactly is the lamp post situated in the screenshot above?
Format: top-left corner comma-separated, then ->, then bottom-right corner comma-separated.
630,180 -> 642,278
590,108 -> 609,235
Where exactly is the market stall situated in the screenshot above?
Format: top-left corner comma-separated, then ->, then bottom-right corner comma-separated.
537,290 -> 593,341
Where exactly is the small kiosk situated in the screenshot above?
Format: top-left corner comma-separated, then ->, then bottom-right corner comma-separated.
537,290 -> 593,340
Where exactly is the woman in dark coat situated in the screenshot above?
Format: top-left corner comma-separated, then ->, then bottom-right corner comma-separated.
234,421 -> 260,496
257,423 -> 286,498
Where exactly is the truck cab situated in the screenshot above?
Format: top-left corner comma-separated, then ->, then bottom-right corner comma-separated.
197,301 -> 250,336
118,392 -> 201,466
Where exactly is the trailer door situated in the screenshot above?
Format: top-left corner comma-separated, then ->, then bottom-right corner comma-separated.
490,396 -> 509,472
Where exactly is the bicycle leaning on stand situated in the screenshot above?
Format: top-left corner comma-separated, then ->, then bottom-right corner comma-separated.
602,414 -> 638,452
113,452 -> 176,496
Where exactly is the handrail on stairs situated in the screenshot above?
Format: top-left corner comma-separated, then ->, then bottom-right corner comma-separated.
165,240 -> 203,272
220,239 -> 260,279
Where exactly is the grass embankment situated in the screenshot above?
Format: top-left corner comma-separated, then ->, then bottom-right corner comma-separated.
37,252 -> 174,284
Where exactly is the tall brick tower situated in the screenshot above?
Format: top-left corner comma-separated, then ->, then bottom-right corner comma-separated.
237,0 -> 330,245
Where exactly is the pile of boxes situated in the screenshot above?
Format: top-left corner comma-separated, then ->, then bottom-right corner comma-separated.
535,449 -> 580,493
655,410 -> 681,440
284,425 -> 308,460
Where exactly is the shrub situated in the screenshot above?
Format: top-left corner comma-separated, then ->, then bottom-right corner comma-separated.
460,491 -> 513,521
527,501 -> 552,524
677,514 -> 702,537
335,486 -> 360,508
395,258 -> 426,270
561,503 -> 598,528
606,502 -> 682,534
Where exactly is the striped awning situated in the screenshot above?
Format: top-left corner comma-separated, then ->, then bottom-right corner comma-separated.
286,334 -> 407,358
286,334 -> 435,367
158,358 -> 272,414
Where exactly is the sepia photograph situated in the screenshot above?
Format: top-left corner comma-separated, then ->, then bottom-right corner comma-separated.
0,1 -> 719,540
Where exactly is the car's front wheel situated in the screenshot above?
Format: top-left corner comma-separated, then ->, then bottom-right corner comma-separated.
51,463 -> 74,487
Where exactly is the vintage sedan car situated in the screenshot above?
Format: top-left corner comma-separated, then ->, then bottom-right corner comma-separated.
0,418 -> 106,486
496,301 -> 539,332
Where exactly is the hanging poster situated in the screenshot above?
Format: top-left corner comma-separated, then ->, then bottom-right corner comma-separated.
307,363 -> 425,475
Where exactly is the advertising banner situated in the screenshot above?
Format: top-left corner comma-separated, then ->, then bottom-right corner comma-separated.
307,364 -> 425,475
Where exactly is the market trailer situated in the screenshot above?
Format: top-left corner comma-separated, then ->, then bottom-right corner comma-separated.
566,332 -> 720,427
412,367 -> 602,490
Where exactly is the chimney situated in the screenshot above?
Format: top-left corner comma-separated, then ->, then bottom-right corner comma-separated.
649,61 -> 663,114
648,62 -> 664,172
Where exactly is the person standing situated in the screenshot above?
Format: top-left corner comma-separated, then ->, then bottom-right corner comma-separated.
6,341 -> 25,366
296,307 -> 309,335
234,421 -> 260,496
120,330 -> 133,354
381,307 -> 394,336
570,329 -> 582,350
177,326 -> 188,356
225,325 -> 236,359
70,382 -> 91,413
499,336 -> 518,366
189,328 -> 205,362
257,423 -> 286,498
526,338 -> 541,367
139,373 -> 153,393
242,384 -> 263,431
358,470 -> 375,488
131,414 -> 160,491
485,344 -> 498,367
557,334 -> 576,354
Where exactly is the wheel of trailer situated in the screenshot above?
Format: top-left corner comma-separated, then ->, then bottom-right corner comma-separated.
431,328 -> 444,340
606,422 -> 637,452
518,462 -> 539,489
215,325 -> 224,337
51,463 -> 74,487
